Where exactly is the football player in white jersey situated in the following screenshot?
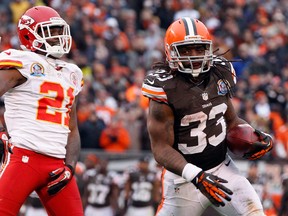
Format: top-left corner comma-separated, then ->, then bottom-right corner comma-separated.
0,6 -> 84,215
141,17 -> 273,216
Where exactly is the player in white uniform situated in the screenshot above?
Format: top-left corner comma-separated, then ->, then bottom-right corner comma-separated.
0,6 -> 84,215
141,17 -> 273,216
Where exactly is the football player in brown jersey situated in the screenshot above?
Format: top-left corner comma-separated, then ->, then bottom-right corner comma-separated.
82,158 -> 119,216
123,156 -> 161,216
142,17 -> 273,216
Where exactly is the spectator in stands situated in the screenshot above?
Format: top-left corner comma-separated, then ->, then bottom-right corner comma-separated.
154,0 -> 175,30
99,115 -> 130,152
79,103 -> 106,149
95,88 -> 118,125
173,0 -> 200,21
232,43 -> 254,78
254,91 -> 271,120
9,0 -> 31,24
125,67 -> 149,110
275,116 -> 288,159
278,173 -> 288,216
103,17 -> 130,55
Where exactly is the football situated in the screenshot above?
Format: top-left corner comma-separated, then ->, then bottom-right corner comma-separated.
226,124 -> 259,156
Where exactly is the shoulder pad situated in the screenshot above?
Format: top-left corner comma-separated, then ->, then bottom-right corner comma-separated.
212,56 -> 230,68
212,57 -> 237,84
0,49 -> 23,69
146,69 -> 173,83
142,69 -> 172,104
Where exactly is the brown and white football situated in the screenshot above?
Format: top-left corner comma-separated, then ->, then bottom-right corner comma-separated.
226,124 -> 259,156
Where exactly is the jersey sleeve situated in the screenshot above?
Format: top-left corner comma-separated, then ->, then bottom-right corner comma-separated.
141,70 -> 168,104
0,49 -> 24,69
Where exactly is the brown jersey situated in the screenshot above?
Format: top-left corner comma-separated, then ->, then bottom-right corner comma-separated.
84,170 -> 115,207
142,58 -> 237,170
128,169 -> 157,207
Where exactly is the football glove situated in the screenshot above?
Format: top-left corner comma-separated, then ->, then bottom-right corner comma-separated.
243,129 -> 273,160
47,165 -> 74,195
0,130 -> 13,163
192,171 -> 233,207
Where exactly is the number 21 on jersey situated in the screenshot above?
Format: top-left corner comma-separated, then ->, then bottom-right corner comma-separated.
36,81 -> 74,127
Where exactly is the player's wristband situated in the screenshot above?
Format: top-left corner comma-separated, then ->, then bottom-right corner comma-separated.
66,164 -> 75,175
182,163 -> 202,182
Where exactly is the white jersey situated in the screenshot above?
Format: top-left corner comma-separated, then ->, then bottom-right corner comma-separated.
0,49 -> 83,158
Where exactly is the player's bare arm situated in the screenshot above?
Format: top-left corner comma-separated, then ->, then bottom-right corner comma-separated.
0,68 -> 26,97
65,95 -> 81,169
147,100 -> 187,176
110,183 -> 120,213
0,68 -> 26,160
123,176 -> 132,213
47,95 -> 81,195
152,176 -> 161,209
0,67 -> 25,132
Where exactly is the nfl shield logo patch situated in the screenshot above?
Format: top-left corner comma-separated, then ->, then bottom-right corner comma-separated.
202,92 -> 208,101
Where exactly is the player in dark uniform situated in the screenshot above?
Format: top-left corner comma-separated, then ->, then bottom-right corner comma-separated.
123,156 -> 160,216
82,159 -> 119,216
141,17 -> 273,216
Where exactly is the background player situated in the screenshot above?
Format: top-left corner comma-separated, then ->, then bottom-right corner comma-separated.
0,6 -> 84,215
123,156 -> 160,216
82,158 -> 119,216
142,17 -> 273,216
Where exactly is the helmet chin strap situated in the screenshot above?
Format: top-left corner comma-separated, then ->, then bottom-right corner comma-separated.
48,45 -> 64,58
45,54 -> 66,70
20,44 -> 30,51
177,62 -> 203,77
191,68 -> 201,77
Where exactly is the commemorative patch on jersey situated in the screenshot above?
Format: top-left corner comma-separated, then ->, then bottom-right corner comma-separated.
30,63 -> 44,77
217,79 -> 229,95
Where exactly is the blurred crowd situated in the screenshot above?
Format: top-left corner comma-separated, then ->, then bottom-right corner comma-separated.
1,1 -> 288,215
1,0 -> 288,159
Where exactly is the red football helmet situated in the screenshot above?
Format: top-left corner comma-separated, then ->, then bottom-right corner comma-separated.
17,6 -> 71,58
164,17 -> 213,77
